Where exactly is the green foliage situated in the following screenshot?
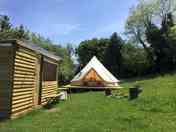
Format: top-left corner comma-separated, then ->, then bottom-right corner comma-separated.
0,15 -> 11,32
0,15 -> 74,84
76,33 -> 153,77
76,33 -> 124,77
76,38 -> 109,67
104,32 -> 122,77
125,0 -> 176,74
121,43 -> 151,77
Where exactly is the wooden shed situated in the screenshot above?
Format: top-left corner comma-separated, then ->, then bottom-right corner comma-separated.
0,40 -> 61,119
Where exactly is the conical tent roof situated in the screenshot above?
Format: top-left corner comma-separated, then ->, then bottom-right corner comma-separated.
71,56 -> 119,83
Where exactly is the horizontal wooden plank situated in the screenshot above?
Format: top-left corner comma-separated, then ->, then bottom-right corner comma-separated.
12,94 -> 33,101
14,75 -> 35,79
13,84 -> 35,89
15,55 -> 36,63
16,48 -> 36,57
14,67 -> 35,73
15,54 -> 36,63
42,83 -> 57,86
12,90 -> 33,96
42,90 -> 57,95
16,51 -> 36,60
42,92 -> 57,97
42,84 -> 57,87
42,86 -> 58,89
13,78 -> 35,82
42,81 -> 57,84
15,59 -> 35,67
13,81 -> 35,85
12,104 -> 33,113
12,100 -> 33,109
15,62 -> 35,70
18,48 -> 37,57
42,87 -> 57,90
14,70 -> 35,76
11,107 -> 33,118
42,87 -> 57,91
13,88 -> 33,93
12,97 -> 33,105
14,73 -> 35,77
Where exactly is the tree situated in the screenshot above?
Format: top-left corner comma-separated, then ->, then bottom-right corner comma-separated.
121,42 -> 151,77
14,25 -> 29,40
0,15 -> 11,32
105,32 -> 123,76
76,38 -> 109,67
125,0 -> 158,62
126,0 -> 176,73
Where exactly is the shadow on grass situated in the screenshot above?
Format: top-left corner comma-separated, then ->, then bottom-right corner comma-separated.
43,99 -> 60,109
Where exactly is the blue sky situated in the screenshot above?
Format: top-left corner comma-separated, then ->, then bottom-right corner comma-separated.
0,0 -> 137,45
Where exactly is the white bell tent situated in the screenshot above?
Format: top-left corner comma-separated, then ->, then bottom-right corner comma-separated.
71,56 -> 119,87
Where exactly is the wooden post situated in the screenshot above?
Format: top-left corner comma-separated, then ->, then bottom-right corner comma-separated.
38,56 -> 43,105
34,55 -> 42,106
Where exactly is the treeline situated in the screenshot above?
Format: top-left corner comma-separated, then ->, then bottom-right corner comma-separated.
76,0 -> 176,78
0,15 -> 75,84
76,33 -> 150,78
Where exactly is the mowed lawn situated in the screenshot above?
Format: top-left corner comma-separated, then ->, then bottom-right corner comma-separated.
1,74 -> 176,132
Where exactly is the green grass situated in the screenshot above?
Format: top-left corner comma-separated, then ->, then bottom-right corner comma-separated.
1,74 -> 176,132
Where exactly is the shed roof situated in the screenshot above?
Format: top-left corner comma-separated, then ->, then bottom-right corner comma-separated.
0,39 -> 62,61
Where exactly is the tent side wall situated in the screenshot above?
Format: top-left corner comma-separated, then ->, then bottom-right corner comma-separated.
11,46 -> 38,117
0,44 -> 14,118
41,57 -> 58,104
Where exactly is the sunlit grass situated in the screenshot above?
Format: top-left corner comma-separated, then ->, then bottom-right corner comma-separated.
1,74 -> 176,132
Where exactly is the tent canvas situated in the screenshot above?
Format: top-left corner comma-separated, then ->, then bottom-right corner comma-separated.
71,56 -> 119,87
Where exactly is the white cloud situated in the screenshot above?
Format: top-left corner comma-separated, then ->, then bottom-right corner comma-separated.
0,0 -> 8,15
0,10 -> 8,15
33,23 -> 81,41
56,24 -> 80,35
91,22 -> 124,38
72,22 -> 125,45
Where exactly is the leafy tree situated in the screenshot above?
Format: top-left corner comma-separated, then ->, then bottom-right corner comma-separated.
125,0 -> 157,62
105,32 -> 123,76
0,15 -> 11,32
121,42 -> 151,77
76,38 -> 109,67
126,0 -> 176,73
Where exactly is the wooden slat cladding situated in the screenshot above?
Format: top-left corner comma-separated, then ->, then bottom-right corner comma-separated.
0,46 -> 14,118
11,47 -> 37,116
41,81 -> 57,104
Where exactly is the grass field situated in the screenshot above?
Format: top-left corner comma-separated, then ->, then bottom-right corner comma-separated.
1,74 -> 176,132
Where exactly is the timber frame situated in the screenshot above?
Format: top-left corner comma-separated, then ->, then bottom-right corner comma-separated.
0,39 -> 61,119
